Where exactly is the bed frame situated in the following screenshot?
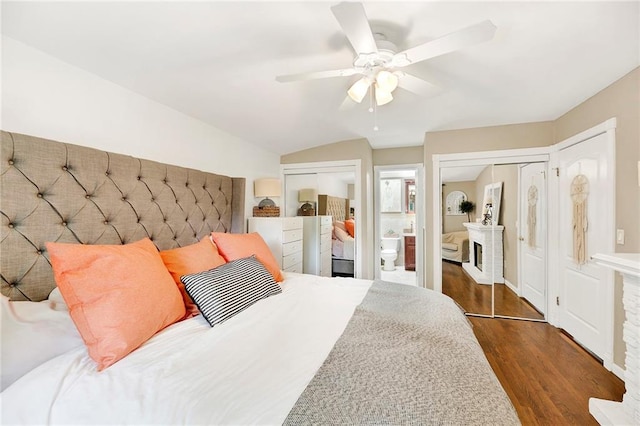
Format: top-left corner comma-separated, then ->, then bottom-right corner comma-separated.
0,131 -> 245,302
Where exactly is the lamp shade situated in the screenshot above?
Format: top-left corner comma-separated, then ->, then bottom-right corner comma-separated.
347,77 -> 372,103
254,178 -> 281,198
376,70 -> 399,93
347,184 -> 355,200
375,86 -> 393,106
298,188 -> 317,202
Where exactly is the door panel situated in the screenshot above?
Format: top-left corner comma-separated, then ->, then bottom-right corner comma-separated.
557,132 -> 612,360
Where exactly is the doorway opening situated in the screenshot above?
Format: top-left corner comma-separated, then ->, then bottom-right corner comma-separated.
374,164 -> 424,286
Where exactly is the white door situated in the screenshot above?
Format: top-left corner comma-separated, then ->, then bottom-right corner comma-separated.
519,162 -> 546,314
556,131 -> 614,361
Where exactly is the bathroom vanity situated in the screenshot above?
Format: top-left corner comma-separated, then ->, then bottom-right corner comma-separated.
404,234 -> 416,271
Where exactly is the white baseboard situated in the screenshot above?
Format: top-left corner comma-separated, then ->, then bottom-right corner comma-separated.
504,279 -> 519,295
611,363 -> 625,381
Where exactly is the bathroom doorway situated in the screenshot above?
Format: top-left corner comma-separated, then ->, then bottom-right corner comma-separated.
374,165 -> 424,286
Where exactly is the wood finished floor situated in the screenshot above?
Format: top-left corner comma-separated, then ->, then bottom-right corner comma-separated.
441,261 -> 625,425
442,260 -> 543,319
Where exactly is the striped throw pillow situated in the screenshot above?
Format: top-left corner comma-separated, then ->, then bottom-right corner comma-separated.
181,255 -> 282,327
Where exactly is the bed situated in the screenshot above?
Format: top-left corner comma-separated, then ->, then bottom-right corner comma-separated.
318,194 -> 355,277
0,131 -> 520,425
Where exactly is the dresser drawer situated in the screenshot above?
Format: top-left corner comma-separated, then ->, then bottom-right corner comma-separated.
284,262 -> 303,274
282,216 -> 303,231
320,232 -> 332,249
320,216 -> 332,226
283,251 -> 303,269
283,229 -> 303,243
282,239 -> 302,257
320,224 -> 332,235
320,256 -> 332,277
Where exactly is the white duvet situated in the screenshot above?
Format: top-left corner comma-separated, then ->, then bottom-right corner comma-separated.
1,274 -> 371,425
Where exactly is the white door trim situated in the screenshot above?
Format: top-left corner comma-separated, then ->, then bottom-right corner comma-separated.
547,118 -> 616,371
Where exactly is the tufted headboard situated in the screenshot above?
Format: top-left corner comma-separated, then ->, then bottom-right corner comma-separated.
317,194 -> 349,221
1,131 -> 246,301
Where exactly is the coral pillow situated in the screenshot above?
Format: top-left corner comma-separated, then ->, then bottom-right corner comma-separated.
345,219 -> 355,237
211,232 -> 283,282
160,238 -> 226,319
334,220 -> 346,232
46,238 -> 185,371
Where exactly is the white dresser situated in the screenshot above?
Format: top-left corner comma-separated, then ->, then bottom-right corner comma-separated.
302,215 -> 332,277
247,217 -> 304,273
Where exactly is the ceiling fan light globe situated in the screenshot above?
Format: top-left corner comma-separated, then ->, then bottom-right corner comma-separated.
376,71 -> 399,93
347,77 -> 371,103
375,86 -> 393,106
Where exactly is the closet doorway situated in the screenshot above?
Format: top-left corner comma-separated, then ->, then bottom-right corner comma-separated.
281,160 -> 364,279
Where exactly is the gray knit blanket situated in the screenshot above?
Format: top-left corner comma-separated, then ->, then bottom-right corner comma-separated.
284,280 -> 520,425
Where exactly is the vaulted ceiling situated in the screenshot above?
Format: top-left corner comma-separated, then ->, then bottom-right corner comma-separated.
2,1 -> 638,155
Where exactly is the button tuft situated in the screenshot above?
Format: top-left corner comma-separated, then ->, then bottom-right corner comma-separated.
8,160 -> 14,165
8,223 -> 14,229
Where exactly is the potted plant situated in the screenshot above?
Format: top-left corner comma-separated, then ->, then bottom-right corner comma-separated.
459,200 -> 475,222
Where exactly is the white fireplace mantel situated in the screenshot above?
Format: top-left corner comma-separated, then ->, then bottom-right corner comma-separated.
590,253 -> 640,426
462,222 -> 504,285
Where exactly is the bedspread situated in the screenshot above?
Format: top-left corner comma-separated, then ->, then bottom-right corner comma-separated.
284,280 -> 520,425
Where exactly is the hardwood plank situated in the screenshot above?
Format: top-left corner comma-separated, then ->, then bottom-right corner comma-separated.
469,317 -> 624,425
441,261 -> 624,424
442,260 -> 543,319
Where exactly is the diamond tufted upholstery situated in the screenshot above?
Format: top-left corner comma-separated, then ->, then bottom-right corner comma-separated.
1,131 -> 245,301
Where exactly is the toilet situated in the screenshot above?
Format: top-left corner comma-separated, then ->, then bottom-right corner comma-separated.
381,237 -> 400,271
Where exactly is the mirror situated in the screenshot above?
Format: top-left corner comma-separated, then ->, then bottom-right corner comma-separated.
439,162 -> 547,321
405,179 -> 416,214
491,163 -> 546,320
440,165 -> 492,316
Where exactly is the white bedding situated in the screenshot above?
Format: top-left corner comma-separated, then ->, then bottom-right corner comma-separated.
1,273 -> 371,425
331,236 -> 355,260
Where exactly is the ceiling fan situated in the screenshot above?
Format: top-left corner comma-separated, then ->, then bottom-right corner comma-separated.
276,2 -> 496,107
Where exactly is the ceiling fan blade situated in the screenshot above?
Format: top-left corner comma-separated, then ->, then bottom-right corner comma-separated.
330,2 -> 378,55
397,72 -> 440,96
392,20 -> 496,66
276,68 -> 359,83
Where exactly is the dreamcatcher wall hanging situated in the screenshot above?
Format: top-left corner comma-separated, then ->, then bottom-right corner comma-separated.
527,184 -> 538,248
571,174 -> 589,265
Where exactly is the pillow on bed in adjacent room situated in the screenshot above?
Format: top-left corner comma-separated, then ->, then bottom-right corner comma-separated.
181,255 -> 282,327
210,232 -> 283,282
160,238 -> 226,319
46,238 -> 186,371
344,219 -> 355,237
334,226 -> 350,242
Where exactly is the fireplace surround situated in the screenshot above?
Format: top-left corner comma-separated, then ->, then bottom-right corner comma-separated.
462,222 -> 504,285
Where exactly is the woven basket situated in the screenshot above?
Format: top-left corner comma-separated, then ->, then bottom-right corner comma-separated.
252,206 -> 280,217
